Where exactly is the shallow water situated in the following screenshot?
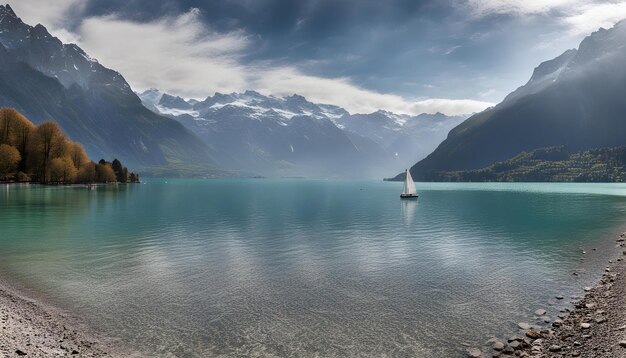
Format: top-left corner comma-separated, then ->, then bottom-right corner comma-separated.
1,180 -> 626,357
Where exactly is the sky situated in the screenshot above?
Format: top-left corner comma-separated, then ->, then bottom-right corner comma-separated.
6,0 -> 626,115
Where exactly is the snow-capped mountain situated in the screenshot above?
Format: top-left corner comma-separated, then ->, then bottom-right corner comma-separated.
139,89 -> 466,178
0,5 -> 215,173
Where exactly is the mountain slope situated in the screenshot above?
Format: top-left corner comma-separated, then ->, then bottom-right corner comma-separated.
402,20 -> 626,180
0,5 -> 216,174
140,89 -> 465,178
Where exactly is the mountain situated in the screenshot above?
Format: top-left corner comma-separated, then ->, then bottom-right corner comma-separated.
0,5 -> 217,175
401,20 -> 626,181
139,89 -> 465,178
336,111 -> 465,170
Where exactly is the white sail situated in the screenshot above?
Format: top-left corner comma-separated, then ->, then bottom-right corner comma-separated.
403,169 -> 416,195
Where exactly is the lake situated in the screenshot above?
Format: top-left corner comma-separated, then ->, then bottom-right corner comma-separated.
2,180 -> 626,357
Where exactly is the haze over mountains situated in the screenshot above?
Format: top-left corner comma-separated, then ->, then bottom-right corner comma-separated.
401,19 -> 626,181
139,89 -> 465,178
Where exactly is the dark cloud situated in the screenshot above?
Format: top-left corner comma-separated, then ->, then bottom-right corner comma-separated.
64,0 -> 585,101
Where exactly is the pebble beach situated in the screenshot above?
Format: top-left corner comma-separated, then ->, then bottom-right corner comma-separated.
0,281 -> 134,358
469,232 -> 626,358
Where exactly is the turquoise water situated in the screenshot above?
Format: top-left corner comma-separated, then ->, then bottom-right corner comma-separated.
2,180 -> 626,357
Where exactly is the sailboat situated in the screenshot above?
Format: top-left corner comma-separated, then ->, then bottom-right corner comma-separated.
400,169 -> 418,199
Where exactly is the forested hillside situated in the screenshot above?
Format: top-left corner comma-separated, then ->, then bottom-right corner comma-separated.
394,146 -> 626,182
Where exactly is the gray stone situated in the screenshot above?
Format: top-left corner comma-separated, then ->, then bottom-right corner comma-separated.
493,341 -> 505,351
525,330 -> 541,339
467,348 -> 482,357
619,341 -> 626,348
508,336 -> 522,343
518,322 -> 531,330
580,322 -> 591,329
534,309 -> 546,316
548,345 -> 562,352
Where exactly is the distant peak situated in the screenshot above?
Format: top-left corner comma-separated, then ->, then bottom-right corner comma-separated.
615,18 -> 626,29
32,23 -> 50,35
243,89 -> 262,96
0,4 -> 16,18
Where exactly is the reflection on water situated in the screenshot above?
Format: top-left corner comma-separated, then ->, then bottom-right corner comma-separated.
1,181 -> 626,357
401,199 -> 418,226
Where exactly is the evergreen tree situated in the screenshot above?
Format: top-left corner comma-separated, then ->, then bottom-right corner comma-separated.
111,158 -> 126,183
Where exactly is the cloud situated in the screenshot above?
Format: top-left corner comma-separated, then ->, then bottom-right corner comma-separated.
466,0 -> 626,35
251,68 -> 492,115
466,0 -> 577,17
6,2 -> 493,116
77,9 -> 251,96
7,0 -> 85,43
562,2 -> 626,34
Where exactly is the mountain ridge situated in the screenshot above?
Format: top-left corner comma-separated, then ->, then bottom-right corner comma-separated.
0,5 -> 219,175
398,19 -> 626,181
139,88 -> 466,178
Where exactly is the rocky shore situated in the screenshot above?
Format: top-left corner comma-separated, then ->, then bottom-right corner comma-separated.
468,232 -> 626,358
0,281 -> 134,357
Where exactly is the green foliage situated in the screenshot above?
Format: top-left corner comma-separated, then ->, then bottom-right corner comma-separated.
424,146 -> 626,182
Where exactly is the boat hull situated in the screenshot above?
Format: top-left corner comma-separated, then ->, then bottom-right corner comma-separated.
400,194 -> 418,199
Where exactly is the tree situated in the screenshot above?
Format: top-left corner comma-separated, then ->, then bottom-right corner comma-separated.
69,142 -> 89,171
0,144 -> 20,180
77,161 -> 97,183
0,108 -> 17,145
29,121 -> 67,182
49,157 -> 77,183
111,158 -> 126,182
96,162 -> 116,183
13,115 -> 35,171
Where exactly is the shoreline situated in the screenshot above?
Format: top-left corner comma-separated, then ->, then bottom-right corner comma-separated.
0,279 -> 137,357
469,231 -> 626,357
1,216 -> 625,357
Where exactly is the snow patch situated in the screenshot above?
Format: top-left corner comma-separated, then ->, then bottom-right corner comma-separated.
155,105 -> 200,117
